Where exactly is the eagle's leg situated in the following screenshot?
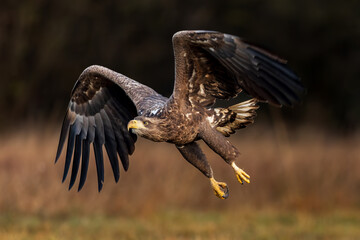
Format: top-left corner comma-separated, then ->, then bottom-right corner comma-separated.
176,142 -> 229,199
200,127 -> 250,185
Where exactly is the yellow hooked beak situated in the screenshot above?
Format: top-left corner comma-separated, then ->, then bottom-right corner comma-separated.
127,120 -> 145,131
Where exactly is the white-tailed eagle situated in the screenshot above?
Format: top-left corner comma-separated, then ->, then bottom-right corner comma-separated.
55,30 -> 304,199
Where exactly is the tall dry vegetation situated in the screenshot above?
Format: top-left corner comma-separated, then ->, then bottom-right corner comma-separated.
0,123 -> 359,216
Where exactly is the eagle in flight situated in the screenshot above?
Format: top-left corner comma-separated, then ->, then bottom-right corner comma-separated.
55,30 -> 304,199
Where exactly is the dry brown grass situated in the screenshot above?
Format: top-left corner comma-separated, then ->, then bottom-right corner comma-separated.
0,123 -> 359,217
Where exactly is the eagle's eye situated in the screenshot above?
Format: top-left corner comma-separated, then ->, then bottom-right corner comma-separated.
143,120 -> 149,126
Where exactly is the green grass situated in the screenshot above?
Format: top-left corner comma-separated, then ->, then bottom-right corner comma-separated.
1,209 -> 360,240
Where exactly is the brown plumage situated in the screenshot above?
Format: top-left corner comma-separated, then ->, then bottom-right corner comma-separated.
55,30 -> 304,198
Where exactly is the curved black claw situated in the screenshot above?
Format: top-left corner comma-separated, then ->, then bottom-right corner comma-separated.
220,184 -> 229,199
210,177 -> 229,199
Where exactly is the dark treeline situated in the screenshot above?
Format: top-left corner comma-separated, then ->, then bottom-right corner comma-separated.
1,0 -> 359,133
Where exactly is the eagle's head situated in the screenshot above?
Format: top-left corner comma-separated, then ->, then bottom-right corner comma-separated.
127,116 -> 168,142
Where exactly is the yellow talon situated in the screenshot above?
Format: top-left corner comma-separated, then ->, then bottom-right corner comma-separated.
210,177 -> 229,199
231,162 -> 250,184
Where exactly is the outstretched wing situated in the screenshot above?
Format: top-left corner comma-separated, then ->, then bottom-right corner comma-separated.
55,65 -> 159,191
172,30 -> 304,107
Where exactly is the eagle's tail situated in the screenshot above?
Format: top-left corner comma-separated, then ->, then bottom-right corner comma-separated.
216,98 -> 259,137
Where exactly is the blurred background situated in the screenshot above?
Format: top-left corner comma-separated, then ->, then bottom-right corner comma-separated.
0,0 -> 359,239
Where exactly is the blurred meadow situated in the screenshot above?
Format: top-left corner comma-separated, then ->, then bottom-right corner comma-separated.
1,0 -> 360,239
1,124 -> 360,239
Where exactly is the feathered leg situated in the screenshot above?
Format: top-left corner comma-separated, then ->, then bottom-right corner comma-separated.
176,142 -> 229,199
200,126 -> 250,185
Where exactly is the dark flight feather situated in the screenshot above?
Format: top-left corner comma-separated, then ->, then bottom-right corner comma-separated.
101,109 -> 120,182
78,138 -> 90,191
69,134 -> 82,190
172,30 -> 304,107
56,65 -> 159,191
93,134 -> 104,191
55,110 -> 74,162
62,116 -> 81,182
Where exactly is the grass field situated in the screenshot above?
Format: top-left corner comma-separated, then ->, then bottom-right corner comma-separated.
1,209 -> 360,240
0,122 -> 359,239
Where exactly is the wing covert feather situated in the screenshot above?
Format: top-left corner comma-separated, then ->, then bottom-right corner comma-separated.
172,30 -> 304,107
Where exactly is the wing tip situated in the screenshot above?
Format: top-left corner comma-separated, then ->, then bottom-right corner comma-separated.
98,181 -> 103,192
68,176 -> 76,191
54,155 -> 60,164
61,174 -> 67,183
68,184 -> 73,191
77,182 -> 85,192
114,172 -> 120,183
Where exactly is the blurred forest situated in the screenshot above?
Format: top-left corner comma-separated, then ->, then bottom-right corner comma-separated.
0,0 -> 359,133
